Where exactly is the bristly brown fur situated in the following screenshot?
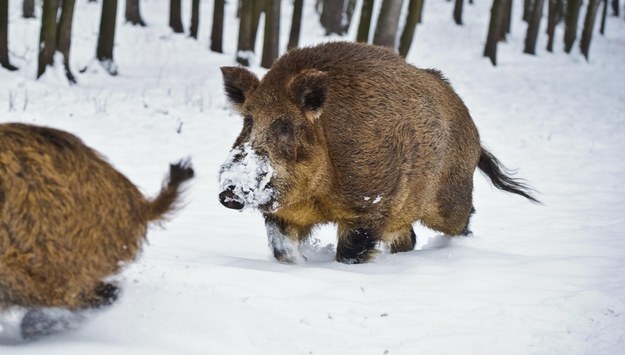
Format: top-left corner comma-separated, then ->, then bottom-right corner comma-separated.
0,123 -> 193,310
219,41 -> 537,264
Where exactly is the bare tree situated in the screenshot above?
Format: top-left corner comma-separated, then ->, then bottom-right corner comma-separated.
564,0 -> 583,53
581,0 -> 601,59
57,0 -> 77,83
399,0 -> 424,57
501,0 -> 512,39
97,0 -> 118,75
546,0 -> 559,52
523,0 -> 532,21
524,0 -> 545,54
288,0 -> 304,50
484,0 -> 506,65
190,0 -> 200,39
321,0 -> 345,35
169,0 -> 183,33
251,0 -> 263,50
237,0 -> 254,65
373,0 -> 404,49
34,0 -> 80,81
23,0 -> 35,18
211,0 -> 224,52
343,0 -> 357,32
600,0 -> 608,34
125,0 -> 146,26
37,0 -> 58,78
1,0 -> 18,71
261,0 -> 280,69
356,0 -> 374,42
454,0 -> 465,25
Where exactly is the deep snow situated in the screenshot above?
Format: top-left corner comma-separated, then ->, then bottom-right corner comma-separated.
1,0 -> 624,354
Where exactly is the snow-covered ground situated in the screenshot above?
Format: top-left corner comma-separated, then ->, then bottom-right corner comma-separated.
1,0 -> 624,353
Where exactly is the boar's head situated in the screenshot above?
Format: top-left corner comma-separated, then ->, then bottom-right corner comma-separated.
218,66 -> 329,213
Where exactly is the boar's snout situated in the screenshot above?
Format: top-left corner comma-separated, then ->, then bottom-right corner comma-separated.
219,186 -> 245,210
218,143 -> 277,212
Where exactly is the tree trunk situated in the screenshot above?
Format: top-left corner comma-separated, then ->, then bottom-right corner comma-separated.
581,0 -> 600,59
611,0 -> 619,15
454,0 -> 464,25
343,0 -> 357,32
125,0 -> 145,26
37,0 -> 58,78
261,0 -> 280,69
523,0 -> 533,21
546,0 -> 558,51
321,0 -> 345,35
373,0 -> 404,49
524,0 -> 544,54
356,0 -> 374,42
287,0 -> 303,50
1,0 -> 18,70
97,0 -> 118,75
600,0 -> 608,34
564,0 -> 582,53
484,0 -> 506,65
399,0 -> 423,57
57,0 -> 77,83
211,0 -> 224,52
418,0 -> 425,22
250,0 -> 263,50
169,0 -> 183,33
237,0 -> 254,65
23,0 -> 35,18
190,0 -> 200,38
501,0 -> 512,38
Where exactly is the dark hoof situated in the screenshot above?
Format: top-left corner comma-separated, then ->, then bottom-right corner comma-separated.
336,228 -> 378,264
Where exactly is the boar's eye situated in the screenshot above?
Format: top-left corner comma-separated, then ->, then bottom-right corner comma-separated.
271,118 -> 293,139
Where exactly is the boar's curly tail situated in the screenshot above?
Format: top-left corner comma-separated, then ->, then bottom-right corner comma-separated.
478,148 -> 540,204
146,158 -> 195,222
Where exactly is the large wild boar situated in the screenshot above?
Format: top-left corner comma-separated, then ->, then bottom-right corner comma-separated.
0,123 -> 193,341
218,41 -> 537,264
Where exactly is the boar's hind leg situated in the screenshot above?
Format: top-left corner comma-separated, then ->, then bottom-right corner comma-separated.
336,224 -> 380,264
387,226 -> 417,254
20,307 -> 84,341
81,281 -> 120,309
460,207 -> 476,236
264,215 -> 310,264
425,174 -> 475,236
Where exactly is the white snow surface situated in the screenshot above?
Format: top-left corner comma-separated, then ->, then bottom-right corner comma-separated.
1,0 -> 624,354
219,143 -> 276,209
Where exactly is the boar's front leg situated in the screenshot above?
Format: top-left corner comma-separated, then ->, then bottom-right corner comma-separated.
264,215 -> 310,264
336,224 -> 380,264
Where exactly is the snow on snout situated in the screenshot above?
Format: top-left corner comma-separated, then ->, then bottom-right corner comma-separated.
219,143 -> 276,209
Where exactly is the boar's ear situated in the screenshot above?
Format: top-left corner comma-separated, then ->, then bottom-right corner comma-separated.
220,66 -> 260,109
288,69 -> 328,118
